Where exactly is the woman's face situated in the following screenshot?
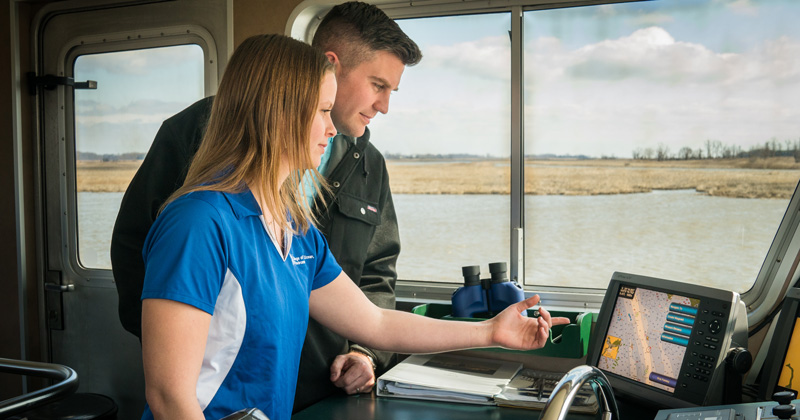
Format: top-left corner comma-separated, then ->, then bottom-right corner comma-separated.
310,71 -> 338,168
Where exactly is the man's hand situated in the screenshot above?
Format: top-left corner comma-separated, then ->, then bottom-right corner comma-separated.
330,351 -> 376,394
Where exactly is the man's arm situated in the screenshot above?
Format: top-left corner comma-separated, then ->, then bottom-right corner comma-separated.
110,97 -> 212,338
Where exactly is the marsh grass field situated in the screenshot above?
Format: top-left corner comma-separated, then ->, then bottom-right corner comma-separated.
77,156 -> 800,199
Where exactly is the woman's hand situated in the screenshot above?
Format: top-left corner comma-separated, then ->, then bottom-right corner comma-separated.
487,295 -> 571,350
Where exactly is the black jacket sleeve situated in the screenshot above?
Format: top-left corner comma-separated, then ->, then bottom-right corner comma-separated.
110,97 -> 213,338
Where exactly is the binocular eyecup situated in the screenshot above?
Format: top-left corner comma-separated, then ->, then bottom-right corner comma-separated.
488,262 -> 509,283
461,265 -> 481,287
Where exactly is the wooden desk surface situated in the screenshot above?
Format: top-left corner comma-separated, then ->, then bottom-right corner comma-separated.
292,391 -> 659,420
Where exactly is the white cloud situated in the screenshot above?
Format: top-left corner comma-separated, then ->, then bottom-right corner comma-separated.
76,99 -> 193,125
719,0 -> 759,16
74,98 -> 199,154
370,25 -> 800,158
423,36 -> 510,81
520,26 -> 800,156
77,113 -> 174,125
755,36 -> 800,83
564,27 -> 733,84
630,12 -> 674,26
595,5 -> 618,17
76,45 -> 203,76
524,26 -> 800,88
76,120 -> 162,155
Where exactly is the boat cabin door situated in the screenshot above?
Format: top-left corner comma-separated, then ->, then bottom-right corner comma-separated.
33,1 -> 227,416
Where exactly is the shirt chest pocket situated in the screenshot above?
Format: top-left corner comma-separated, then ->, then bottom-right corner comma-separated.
336,192 -> 382,226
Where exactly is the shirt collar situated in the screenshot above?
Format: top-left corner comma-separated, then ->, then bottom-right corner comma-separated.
222,188 -> 262,219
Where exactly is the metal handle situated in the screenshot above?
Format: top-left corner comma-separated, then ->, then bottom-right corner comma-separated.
0,358 -> 79,417
538,365 -> 620,420
44,283 -> 74,292
27,72 -> 97,95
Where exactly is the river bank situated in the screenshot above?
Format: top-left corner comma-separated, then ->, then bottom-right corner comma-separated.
77,157 -> 800,199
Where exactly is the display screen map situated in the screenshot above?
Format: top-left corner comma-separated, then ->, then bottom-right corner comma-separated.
598,285 -> 700,393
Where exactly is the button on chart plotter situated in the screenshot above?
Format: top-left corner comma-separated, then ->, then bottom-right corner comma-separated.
708,319 -> 721,334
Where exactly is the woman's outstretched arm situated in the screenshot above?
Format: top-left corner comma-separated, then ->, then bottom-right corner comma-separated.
309,273 -> 570,354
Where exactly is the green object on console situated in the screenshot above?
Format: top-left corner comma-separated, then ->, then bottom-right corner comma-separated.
410,303 -> 593,358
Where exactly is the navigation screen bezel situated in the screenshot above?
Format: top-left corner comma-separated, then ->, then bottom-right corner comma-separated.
587,272 -> 738,409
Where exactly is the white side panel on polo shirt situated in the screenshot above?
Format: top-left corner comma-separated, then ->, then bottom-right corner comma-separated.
197,269 -> 246,410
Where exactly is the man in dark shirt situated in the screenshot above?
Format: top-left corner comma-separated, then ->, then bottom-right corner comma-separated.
110,1 -> 421,412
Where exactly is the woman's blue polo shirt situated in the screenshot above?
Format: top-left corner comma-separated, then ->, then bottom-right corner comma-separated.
140,188 -> 341,420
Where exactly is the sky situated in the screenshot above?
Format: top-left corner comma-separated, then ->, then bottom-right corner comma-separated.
74,45 -> 204,156
371,0 -> 800,158
74,0 -> 800,159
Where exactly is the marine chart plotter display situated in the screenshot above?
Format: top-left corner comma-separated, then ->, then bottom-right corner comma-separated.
599,285 -> 700,393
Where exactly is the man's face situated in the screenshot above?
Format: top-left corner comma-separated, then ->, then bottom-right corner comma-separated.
330,50 -> 405,137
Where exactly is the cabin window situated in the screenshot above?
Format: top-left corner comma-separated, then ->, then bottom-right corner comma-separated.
73,44 -> 204,269
369,13 -> 512,283
373,0 -> 800,294
521,0 -> 799,293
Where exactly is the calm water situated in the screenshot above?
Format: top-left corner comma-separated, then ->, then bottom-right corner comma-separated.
79,190 -> 788,293
393,190 -> 787,293
77,192 -> 124,269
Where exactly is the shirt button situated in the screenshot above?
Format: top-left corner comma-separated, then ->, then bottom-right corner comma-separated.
360,208 -> 366,214
353,152 -> 360,159
333,181 -> 340,188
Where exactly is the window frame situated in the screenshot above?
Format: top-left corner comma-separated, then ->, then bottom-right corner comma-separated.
59,27 -> 218,285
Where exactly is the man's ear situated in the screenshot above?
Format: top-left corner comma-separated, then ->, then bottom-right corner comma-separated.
325,51 -> 341,72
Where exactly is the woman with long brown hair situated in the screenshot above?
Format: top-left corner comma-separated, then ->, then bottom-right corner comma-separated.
139,33 -> 567,420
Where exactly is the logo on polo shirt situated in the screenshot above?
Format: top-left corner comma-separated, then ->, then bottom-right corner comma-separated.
292,255 -> 315,265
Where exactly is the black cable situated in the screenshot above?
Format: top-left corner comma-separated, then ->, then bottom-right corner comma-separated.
741,383 -> 761,399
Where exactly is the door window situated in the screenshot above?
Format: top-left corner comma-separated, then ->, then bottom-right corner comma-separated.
74,45 -> 204,269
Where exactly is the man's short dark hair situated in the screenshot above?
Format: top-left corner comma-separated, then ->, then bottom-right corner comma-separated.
312,1 -> 422,70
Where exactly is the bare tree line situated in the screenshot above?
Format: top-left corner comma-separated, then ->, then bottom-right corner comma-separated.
632,138 -> 800,161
